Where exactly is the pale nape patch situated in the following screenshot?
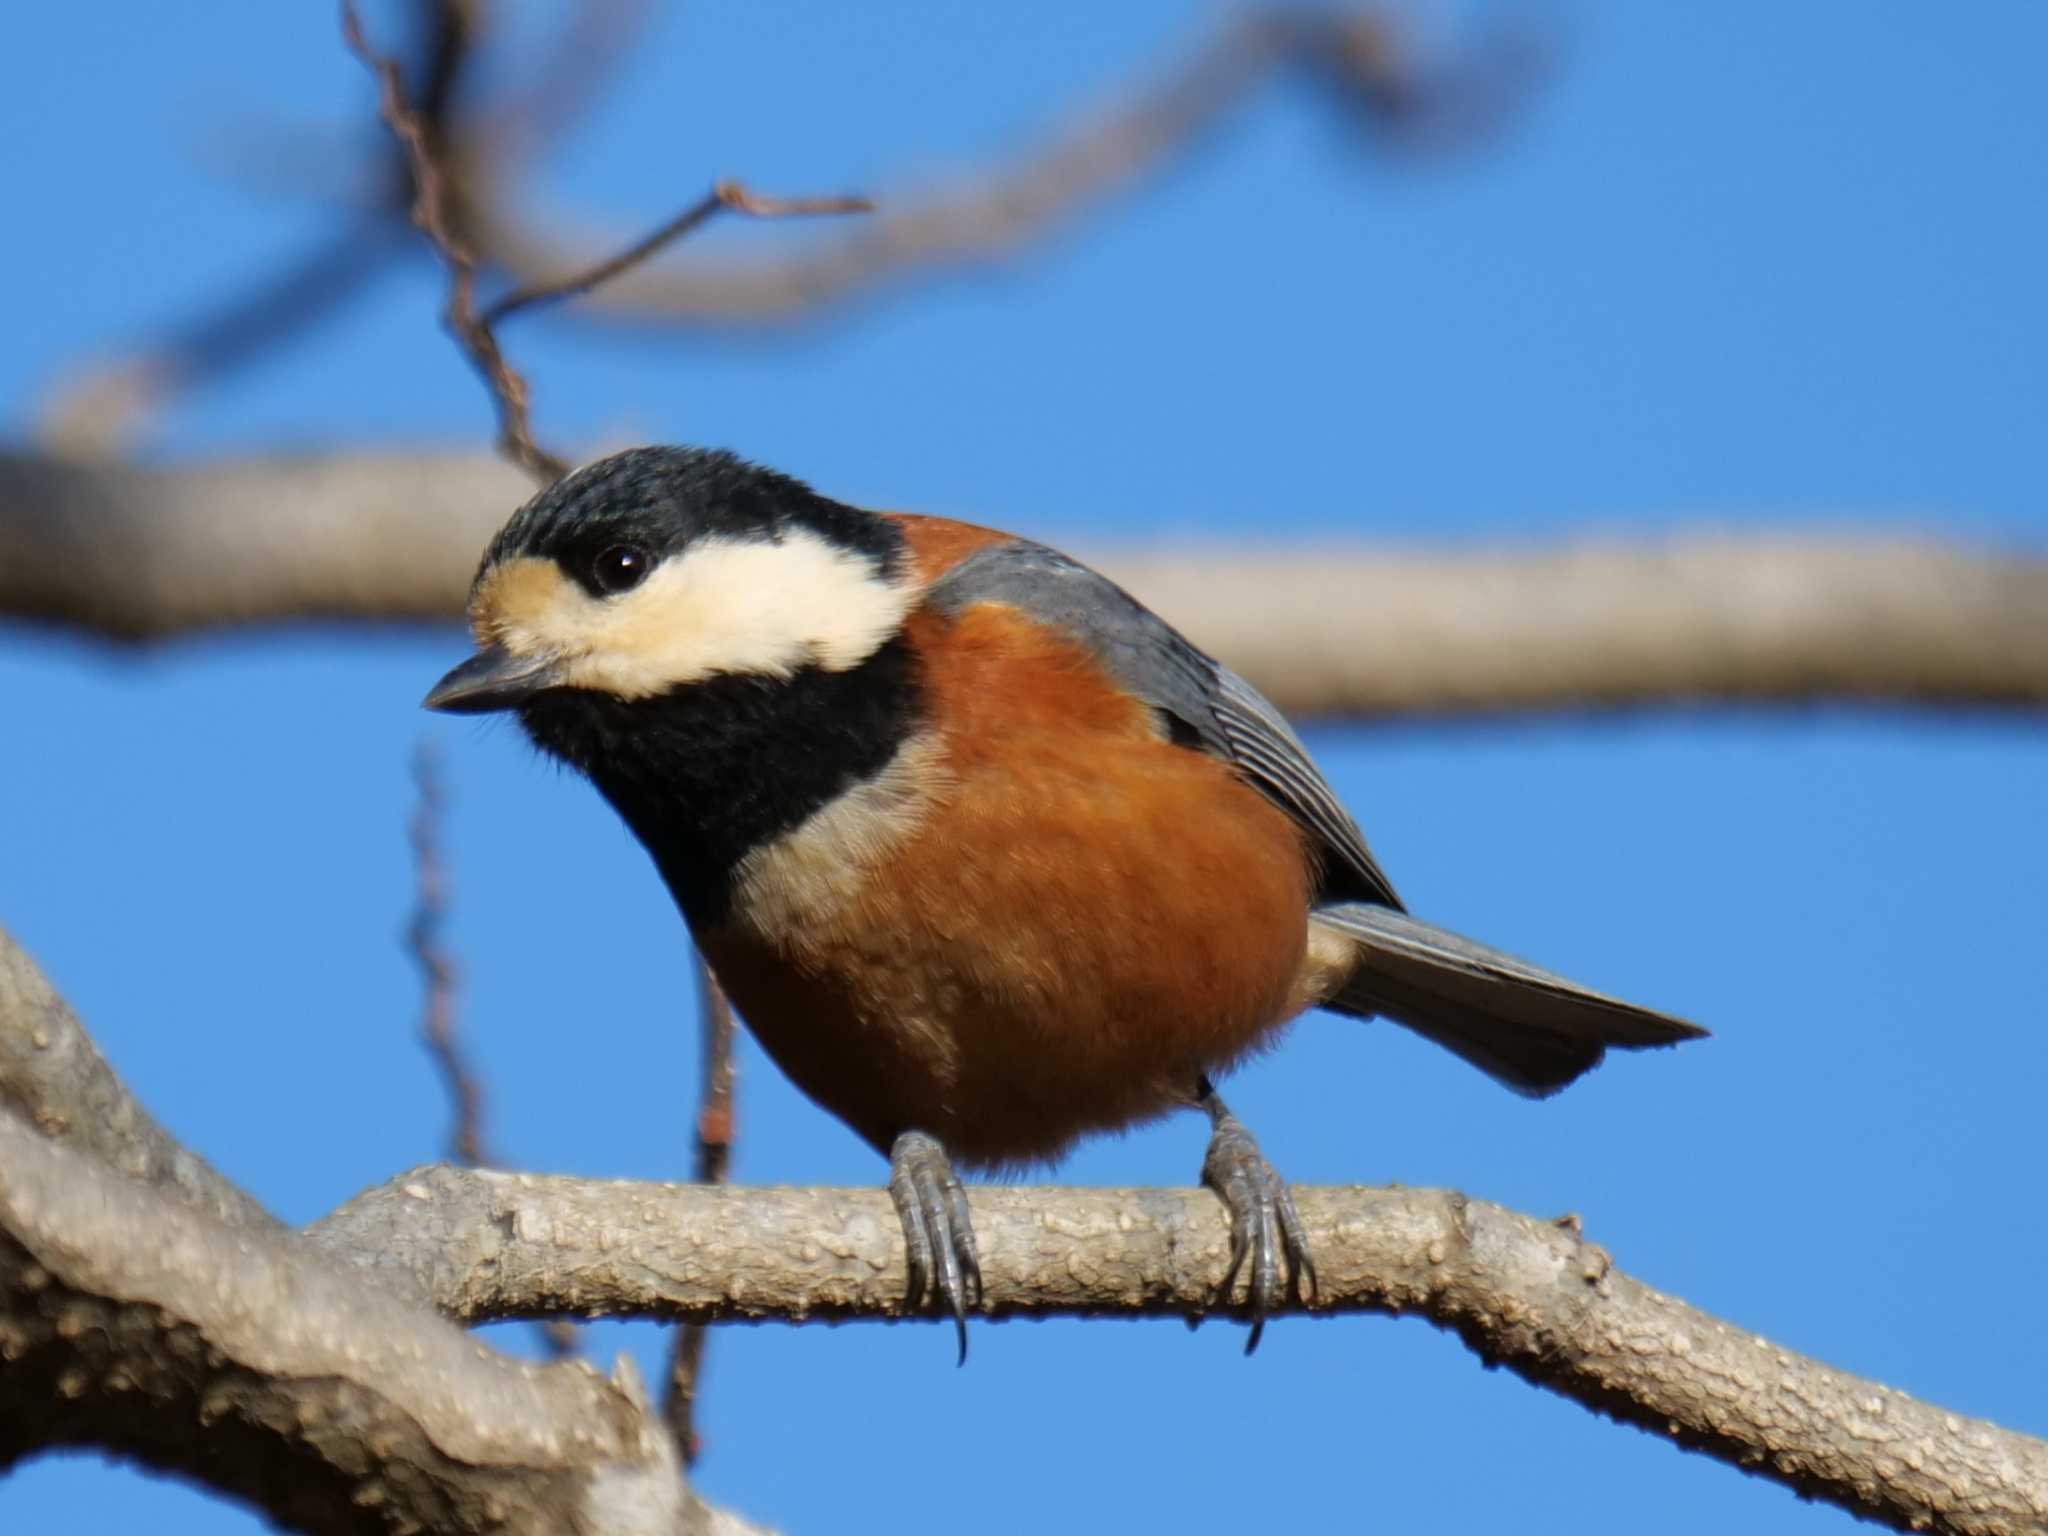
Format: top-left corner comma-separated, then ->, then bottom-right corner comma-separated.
1290,915 -> 1362,1016
731,732 -> 951,944
469,530 -> 914,700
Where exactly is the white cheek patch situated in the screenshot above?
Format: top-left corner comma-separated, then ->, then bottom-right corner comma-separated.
480,531 -> 914,700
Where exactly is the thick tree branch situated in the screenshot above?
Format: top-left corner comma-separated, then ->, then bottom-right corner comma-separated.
4,448 -> 2045,719
0,928 -> 279,1234
0,927 -> 761,1535
6,925 -> 2046,1532
0,1116 -> 715,1536
309,1164 -> 2048,1536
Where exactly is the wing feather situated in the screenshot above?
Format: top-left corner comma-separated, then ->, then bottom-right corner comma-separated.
925,538 -> 1400,908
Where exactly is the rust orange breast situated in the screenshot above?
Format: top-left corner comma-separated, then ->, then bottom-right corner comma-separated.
701,588 -> 1316,1170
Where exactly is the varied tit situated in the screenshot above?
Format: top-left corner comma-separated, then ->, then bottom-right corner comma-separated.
425,445 -> 1706,1356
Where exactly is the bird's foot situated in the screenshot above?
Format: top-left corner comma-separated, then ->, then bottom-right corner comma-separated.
1197,1079 -> 1316,1354
887,1129 -> 983,1363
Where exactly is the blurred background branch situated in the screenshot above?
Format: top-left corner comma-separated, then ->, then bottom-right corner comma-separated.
2,447 -> 2041,718
35,0 -> 1537,453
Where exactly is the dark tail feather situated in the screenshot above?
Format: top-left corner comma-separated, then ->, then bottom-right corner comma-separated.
1313,903 -> 1707,1098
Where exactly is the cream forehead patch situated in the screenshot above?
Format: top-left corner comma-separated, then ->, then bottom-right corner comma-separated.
474,532 -> 913,700
470,556 -> 569,646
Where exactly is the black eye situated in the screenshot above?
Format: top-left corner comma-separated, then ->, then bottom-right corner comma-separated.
591,544 -> 651,595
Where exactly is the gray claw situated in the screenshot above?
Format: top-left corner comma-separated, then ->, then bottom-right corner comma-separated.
888,1130 -> 982,1363
1197,1080 -> 1313,1354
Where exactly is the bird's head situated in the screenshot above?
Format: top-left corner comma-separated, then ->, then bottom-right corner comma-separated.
424,446 -> 912,714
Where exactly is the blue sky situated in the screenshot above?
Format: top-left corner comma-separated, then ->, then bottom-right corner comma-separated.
4,3 -> 2045,1532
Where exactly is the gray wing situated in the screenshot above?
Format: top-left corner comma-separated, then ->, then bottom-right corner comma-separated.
926,539 -> 1402,909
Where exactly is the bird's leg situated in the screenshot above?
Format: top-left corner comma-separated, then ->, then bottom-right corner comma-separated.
1195,1076 -> 1316,1353
887,1129 -> 983,1364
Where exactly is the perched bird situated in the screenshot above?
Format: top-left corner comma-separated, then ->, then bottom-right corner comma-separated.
426,446 -> 1705,1355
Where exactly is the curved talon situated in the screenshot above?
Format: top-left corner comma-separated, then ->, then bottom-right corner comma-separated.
888,1129 -> 981,1364
1274,1183 -> 1317,1304
1197,1079 -> 1313,1354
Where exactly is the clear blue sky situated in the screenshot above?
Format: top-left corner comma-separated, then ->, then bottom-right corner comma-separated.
4,4 -> 2045,1532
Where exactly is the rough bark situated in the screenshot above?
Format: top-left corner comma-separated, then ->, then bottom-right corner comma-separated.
6,448 -> 2045,719
0,928 -> 761,1535
308,1165 -> 2048,1535
4,926 -> 2044,1533
0,1117 -> 708,1536
0,931 -> 278,1233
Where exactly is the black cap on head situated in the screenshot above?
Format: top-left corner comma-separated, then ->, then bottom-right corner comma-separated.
480,446 -> 903,597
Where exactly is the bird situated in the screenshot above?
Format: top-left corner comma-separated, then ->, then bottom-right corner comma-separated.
424,445 -> 1706,1357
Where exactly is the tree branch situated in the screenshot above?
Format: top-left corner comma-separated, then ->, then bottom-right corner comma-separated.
36,4 -> 1526,446
35,0 -> 487,454
0,1115 -> 717,1536
0,927 -> 280,1234
7,920 -> 2047,1532
307,1163 -> 2048,1536
472,7 -> 1539,325
661,958 -> 739,1465
344,0 -> 871,488
0,926 -> 766,1535
4,449 -> 2044,719
344,0 -> 568,483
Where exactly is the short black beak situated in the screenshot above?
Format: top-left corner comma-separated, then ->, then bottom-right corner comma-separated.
422,645 -> 564,714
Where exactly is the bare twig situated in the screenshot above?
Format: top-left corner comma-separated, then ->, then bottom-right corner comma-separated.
475,7 -> 1542,325
406,744 -> 582,1360
47,2 -> 1527,444
689,962 -> 739,1191
39,0 -> 486,454
408,740 -> 484,1168
349,3 -> 862,1431
479,181 -> 871,330
661,958 -> 740,1466
344,0 -> 567,484
347,2 -> 872,488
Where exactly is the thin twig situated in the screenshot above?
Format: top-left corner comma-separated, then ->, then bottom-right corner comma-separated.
347,2 -> 870,488
343,0 -> 566,484
408,741 -> 581,1359
480,182 -> 871,329
347,0 -> 850,1392
690,959 -> 740,1190
475,7 -> 1546,325
662,956 -> 741,1466
54,3 -> 1519,441
408,740 -> 484,1168
42,0 -> 485,454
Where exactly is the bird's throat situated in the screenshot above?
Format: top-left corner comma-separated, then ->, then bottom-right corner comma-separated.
516,634 -> 924,929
